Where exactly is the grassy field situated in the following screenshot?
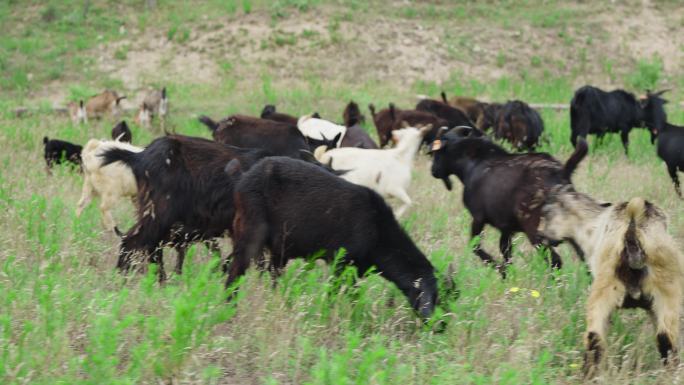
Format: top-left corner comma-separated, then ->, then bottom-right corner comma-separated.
3,1 -> 684,384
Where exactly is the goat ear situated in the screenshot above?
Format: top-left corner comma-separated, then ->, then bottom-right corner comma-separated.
332,132 -> 342,145
224,159 -> 242,176
600,202 -> 612,208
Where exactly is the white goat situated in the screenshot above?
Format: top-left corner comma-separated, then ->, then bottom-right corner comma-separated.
298,114 -> 346,147
67,100 -> 87,124
76,139 -> 143,231
539,187 -> 684,378
135,87 -> 168,129
314,124 -> 431,217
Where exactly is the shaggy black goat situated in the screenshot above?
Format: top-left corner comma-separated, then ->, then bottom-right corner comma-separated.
430,128 -> 588,275
225,156 -> 438,319
570,86 -> 667,154
655,122 -> 684,196
43,136 -> 83,172
111,120 -> 132,143
495,100 -> 544,151
100,134 -> 272,282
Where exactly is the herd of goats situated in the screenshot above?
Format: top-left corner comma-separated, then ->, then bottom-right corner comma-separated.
39,84 -> 684,378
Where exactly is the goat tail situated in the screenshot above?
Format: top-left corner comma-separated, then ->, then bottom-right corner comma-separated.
161,87 -> 167,99
43,136 -> 48,145
198,115 -> 219,132
441,91 -> 448,104
389,103 -> 396,121
563,137 -> 588,180
99,147 -> 139,170
626,197 -> 647,224
313,145 -> 328,161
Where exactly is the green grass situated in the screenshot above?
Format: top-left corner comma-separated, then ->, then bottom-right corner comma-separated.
3,1 -> 684,384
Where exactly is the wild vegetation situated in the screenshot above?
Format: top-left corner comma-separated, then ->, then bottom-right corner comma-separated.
2,1 -> 684,384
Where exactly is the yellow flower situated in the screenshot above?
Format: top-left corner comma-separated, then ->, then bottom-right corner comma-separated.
509,287 -> 520,293
530,290 -> 540,298
569,363 -> 579,369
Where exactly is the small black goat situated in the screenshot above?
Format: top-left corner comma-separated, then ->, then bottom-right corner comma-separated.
495,100 -> 544,151
43,136 -> 83,172
430,127 -> 588,275
341,101 -> 377,149
655,122 -> 684,196
570,86 -> 668,154
225,156 -> 438,319
111,121 -> 132,143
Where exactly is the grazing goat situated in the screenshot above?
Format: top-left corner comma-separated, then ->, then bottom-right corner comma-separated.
298,115 -> 346,148
442,92 -> 487,125
111,121 -> 132,143
100,134 -> 272,282
76,139 -> 143,231
653,122 -> 684,196
85,89 -> 126,120
477,102 -> 503,131
341,101 -> 377,149
225,156 -> 438,319
415,96 -> 475,130
539,189 -> 684,378
430,128 -> 588,275
43,137 -> 82,172
570,86 -> 667,154
495,100 -> 544,151
199,114 -> 311,158
67,100 -> 87,124
135,87 -> 168,129
315,124 -> 432,217
260,104 -> 298,126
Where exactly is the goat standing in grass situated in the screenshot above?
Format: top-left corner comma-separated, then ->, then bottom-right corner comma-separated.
430,127 -> 588,276
135,87 -> 168,129
539,188 -> 684,378
85,89 -> 126,120
76,138 -> 143,232
315,124 -> 432,217
653,122 -> 684,196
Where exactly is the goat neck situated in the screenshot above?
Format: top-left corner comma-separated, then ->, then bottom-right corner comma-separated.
391,131 -> 423,164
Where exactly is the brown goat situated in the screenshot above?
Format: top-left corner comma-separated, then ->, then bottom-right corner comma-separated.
442,91 -> 487,126
539,189 -> 684,378
368,103 -> 447,147
85,90 -> 126,120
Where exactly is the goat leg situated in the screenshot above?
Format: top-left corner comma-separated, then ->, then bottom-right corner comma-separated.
470,219 -> 499,271
667,165 -> 681,198
652,291 -> 681,366
583,278 -> 624,379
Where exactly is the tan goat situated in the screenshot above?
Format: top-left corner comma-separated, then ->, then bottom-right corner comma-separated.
538,187 -> 684,378
135,87 -> 168,129
85,89 -> 126,120
76,138 -> 142,231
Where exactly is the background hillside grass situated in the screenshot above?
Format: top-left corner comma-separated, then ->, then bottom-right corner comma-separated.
2,1 -> 684,384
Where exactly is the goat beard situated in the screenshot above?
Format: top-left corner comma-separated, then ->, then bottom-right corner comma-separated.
441,177 -> 453,191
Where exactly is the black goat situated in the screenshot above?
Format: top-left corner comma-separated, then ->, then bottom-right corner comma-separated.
100,134 -> 272,282
111,120 -> 132,143
430,128 -> 588,275
225,156 -> 438,319
570,86 -> 667,154
43,136 -> 82,172
199,114 -> 313,158
495,100 -> 544,151
655,122 -> 684,196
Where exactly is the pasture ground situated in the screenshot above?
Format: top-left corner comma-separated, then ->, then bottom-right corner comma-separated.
2,1 -> 684,384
